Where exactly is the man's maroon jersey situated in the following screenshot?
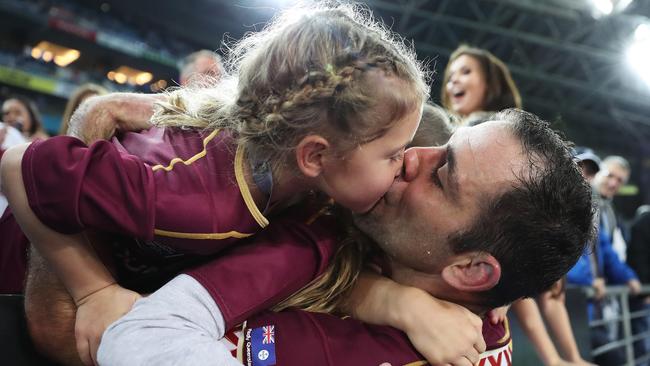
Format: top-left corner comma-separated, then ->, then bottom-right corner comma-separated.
224,310 -> 512,366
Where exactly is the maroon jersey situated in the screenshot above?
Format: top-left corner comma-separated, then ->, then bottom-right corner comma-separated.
15,127 -> 342,301
230,311 -> 511,366
21,127 -> 269,256
186,202 -> 341,330
0,208 -> 29,293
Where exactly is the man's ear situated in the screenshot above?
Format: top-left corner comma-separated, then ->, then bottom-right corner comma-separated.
440,252 -> 501,292
295,135 -> 330,178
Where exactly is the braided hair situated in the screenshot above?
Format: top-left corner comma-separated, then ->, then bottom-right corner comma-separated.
152,3 -> 429,177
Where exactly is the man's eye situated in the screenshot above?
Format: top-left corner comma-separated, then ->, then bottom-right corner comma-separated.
430,168 -> 443,188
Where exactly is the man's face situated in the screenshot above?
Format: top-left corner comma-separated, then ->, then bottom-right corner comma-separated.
597,163 -> 629,199
354,121 -> 527,272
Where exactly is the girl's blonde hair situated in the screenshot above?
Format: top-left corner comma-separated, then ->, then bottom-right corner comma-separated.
153,2 -> 429,176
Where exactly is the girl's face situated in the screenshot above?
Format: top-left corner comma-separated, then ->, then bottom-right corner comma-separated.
319,104 -> 422,214
445,54 -> 488,116
2,99 -> 32,133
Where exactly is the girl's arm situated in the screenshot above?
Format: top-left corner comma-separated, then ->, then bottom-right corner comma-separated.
341,271 -> 485,365
67,93 -> 165,143
538,289 -> 596,365
1,144 -> 140,366
512,298 -> 586,366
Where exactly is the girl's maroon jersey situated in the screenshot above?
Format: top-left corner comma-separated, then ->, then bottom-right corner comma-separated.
23,127 -> 273,255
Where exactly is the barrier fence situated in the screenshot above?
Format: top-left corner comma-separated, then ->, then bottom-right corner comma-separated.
580,285 -> 650,366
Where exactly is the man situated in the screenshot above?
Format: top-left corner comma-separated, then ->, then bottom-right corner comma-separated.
95,109 -> 594,365
594,155 -> 631,261
568,152 -> 639,366
178,49 -> 224,86
574,147 -> 601,182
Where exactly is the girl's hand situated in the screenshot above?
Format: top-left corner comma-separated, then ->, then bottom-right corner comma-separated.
74,284 -> 142,366
397,287 -> 486,365
486,304 -> 510,325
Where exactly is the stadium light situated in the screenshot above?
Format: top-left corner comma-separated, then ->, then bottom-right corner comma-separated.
30,41 -> 80,67
590,0 -> 633,17
107,66 -> 154,86
593,0 -> 614,15
627,23 -> 650,86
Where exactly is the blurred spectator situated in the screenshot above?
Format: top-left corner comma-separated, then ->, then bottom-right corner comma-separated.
627,204 -> 650,366
595,156 -> 631,262
178,50 -> 224,86
59,83 -> 108,135
628,205 -> 650,283
0,122 -> 27,213
441,45 -> 521,126
574,147 -> 601,182
2,95 -> 48,140
408,103 -> 453,148
568,149 -> 640,366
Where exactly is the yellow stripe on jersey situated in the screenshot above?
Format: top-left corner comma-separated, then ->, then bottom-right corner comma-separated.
148,128 -> 267,238
151,129 -> 221,172
497,317 -> 511,345
153,228 -> 253,239
403,361 -> 428,366
236,322 -> 247,364
234,144 -> 269,228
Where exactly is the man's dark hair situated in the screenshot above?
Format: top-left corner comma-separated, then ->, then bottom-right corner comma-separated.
449,108 -> 595,307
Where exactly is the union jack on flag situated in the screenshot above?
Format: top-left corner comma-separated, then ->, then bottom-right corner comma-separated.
262,325 -> 275,344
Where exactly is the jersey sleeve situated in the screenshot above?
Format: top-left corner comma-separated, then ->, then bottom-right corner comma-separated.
185,208 -> 340,330
21,136 -> 156,240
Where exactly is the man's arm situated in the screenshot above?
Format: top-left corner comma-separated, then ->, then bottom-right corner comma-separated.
67,93 -> 165,143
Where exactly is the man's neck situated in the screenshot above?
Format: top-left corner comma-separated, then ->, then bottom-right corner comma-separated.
389,260 -> 489,316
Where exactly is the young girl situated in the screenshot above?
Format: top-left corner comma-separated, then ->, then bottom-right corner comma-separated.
3,4 -> 481,366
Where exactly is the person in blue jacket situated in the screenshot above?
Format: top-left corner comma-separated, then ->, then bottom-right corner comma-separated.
567,226 -> 640,320
567,147 -> 641,365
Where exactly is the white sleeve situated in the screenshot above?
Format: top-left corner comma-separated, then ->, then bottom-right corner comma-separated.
97,274 -> 243,366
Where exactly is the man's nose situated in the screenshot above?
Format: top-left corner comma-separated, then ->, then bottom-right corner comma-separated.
402,146 -> 445,182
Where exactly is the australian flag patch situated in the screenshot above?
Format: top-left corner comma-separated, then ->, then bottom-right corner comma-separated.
245,325 -> 276,366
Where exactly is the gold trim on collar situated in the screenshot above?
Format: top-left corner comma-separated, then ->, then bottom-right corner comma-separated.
151,129 -> 221,172
402,361 -> 428,366
497,317 -> 511,345
234,145 -> 269,228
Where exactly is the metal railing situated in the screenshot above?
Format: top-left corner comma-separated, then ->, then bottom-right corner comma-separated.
580,285 -> 650,366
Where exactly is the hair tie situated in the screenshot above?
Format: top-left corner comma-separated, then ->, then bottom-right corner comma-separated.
325,63 -> 336,77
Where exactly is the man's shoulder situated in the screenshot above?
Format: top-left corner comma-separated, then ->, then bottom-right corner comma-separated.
240,310 -> 512,366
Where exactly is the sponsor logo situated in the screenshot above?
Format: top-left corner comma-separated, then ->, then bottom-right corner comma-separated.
478,344 -> 512,366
